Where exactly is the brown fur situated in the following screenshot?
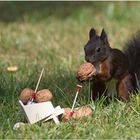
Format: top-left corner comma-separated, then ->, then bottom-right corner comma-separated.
98,59 -> 111,80
83,28 -> 138,101
117,74 -> 133,101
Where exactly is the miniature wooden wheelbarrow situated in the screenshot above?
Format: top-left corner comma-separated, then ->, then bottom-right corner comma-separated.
19,100 -> 64,124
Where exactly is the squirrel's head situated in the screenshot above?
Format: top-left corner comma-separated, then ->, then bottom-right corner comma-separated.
84,28 -> 111,64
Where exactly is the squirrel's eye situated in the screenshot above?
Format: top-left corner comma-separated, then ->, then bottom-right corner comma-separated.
96,47 -> 101,53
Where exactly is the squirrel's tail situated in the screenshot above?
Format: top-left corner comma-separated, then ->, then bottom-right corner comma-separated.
123,31 -> 140,83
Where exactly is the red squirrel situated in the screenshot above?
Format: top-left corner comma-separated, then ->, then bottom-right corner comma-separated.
79,28 -> 140,101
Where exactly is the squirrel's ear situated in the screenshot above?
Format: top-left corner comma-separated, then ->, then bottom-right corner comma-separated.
89,28 -> 96,39
100,28 -> 108,44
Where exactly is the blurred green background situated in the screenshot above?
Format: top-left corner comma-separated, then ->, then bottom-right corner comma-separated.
0,2 -> 139,66
0,1 -> 140,139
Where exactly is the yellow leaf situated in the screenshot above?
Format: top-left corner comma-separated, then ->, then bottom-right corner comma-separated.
7,66 -> 18,72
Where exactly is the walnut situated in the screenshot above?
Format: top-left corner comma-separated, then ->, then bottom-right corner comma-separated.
74,106 -> 92,119
19,88 -> 53,104
35,89 -> 53,103
62,108 -> 71,120
77,63 -> 96,81
63,106 -> 92,120
19,88 -> 34,104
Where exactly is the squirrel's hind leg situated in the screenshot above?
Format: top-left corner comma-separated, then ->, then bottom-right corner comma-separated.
117,74 -> 134,101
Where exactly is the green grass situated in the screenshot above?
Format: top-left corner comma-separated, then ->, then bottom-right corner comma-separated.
0,1 -> 140,139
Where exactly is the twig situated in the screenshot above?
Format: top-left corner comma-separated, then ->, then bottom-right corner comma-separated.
29,68 -> 44,103
70,84 -> 82,116
135,73 -> 140,89
34,68 -> 44,92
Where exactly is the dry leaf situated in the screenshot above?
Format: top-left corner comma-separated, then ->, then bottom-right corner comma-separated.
7,65 -> 18,72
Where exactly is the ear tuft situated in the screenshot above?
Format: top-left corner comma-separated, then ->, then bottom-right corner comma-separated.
89,28 -> 96,39
100,28 -> 108,43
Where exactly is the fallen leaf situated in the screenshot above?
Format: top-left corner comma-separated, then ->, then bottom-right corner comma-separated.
7,65 -> 18,72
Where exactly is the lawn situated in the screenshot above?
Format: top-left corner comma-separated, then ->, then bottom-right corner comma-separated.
1,1 -> 140,139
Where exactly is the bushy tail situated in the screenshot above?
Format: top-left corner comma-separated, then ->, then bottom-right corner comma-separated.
123,32 -> 140,79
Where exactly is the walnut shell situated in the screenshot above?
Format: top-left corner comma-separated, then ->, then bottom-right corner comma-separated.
63,108 -> 71,120
74,106 -> 92,119
35,89 -> 53,103
19,88 -> 34,104
77,63 -> 96,81
63,106 -> 92,120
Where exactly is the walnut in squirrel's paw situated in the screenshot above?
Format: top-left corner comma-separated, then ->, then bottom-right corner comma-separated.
77,63 -> 96,82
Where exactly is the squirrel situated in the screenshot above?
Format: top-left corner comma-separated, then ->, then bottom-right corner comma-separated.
80,28 -> 140,101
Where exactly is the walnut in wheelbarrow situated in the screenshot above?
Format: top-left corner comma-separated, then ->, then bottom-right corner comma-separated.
36,89 -> 53,103
19,88 -> 34,104
77,63 -> 96,82
19,88 -> 53,104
